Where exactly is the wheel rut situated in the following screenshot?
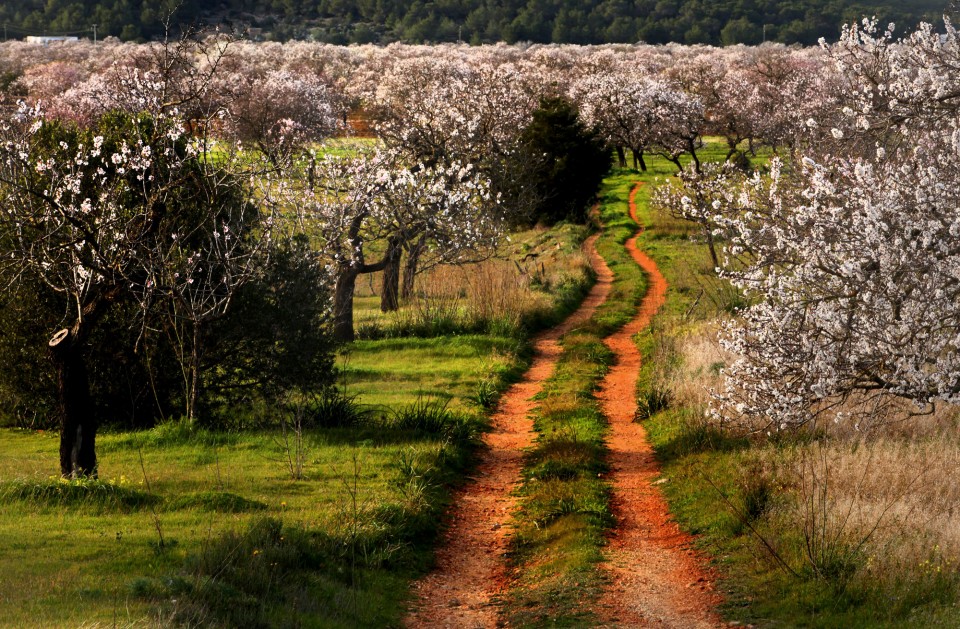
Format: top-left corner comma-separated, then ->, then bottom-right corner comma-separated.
405,231 -> 614,629
595,182 -> 723,628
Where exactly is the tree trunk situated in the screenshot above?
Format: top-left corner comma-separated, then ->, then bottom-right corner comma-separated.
401,235 -> 427,301
615,146 -> 627,168
380,238 -> 403,312
632,148 -> 647,172
333,266 -> 361,342
703,223 -> 720,270
688,139 -> 702,173
187,322 -> 201,423
307,154 -> 317,191
726,137 -> 739,160
49,329 -> 97,478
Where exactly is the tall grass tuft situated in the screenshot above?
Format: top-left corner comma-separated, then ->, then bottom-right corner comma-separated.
306,388 -> 370,428
388,397 -> 478,443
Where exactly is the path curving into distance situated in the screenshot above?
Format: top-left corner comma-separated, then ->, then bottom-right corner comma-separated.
405,231 -> 615,629
596,183 -> 723,628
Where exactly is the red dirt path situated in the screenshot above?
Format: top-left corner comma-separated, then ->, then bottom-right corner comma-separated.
404,232 -> 615,628
595,183 -> 723,628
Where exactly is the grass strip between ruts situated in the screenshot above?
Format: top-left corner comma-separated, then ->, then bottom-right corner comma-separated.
502,168 -> 649,626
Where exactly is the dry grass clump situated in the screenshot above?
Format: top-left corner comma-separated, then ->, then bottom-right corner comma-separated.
666,321 -> 729,409
406,264 -> 465,330
462,259 -> 544,329
398,259 -> 549,334
636,318 -> 730,421
768,431 -> 960,590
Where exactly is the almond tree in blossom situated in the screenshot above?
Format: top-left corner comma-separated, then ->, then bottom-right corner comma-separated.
698,18 -> 960,433
302,150 -> 501,340
573,72 -> 657,169
651,160 -> 746,269
647,82 -> 706,172
369,56 -> 533,308
0,37 -> 290,474
213,67 -> 345,168
0,100 -> 278,475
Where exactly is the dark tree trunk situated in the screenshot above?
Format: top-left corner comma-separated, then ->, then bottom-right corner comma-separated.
400,235 -> 427,301
334,222 -> 399,340
726,137 -> 739,160
632,148 -> 647,172
703,223 -> 720,270
688,139 -> 701,173
380,238 -> 403,312
615,146 -> 627,168
333,266 -> 361,342
307,154 -> 317,191
50,329 -> 97,478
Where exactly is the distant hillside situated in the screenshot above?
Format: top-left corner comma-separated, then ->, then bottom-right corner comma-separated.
0,0 -> 948,46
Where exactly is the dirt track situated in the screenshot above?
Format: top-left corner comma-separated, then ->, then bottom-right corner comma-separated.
406,184 -> 722,628
595,183 -> 723,628
404,232 -> 614,628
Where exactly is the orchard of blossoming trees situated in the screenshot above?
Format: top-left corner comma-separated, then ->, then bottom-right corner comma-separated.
0,15 -> 955,472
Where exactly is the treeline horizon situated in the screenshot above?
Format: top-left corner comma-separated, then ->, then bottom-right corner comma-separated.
0,0 -> 948,46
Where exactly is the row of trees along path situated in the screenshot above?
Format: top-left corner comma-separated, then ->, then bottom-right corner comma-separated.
405,183 -> 721,627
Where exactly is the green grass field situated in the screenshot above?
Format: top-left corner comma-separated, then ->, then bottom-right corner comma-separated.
7,137 -> 948,627
0,425 -> 436,626
0,217 -> 590,626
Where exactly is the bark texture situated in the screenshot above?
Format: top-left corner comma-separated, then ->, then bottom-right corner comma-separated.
50,329 -> 97,478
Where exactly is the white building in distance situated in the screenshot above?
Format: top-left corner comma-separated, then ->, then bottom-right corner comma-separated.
25,36 -> 80,45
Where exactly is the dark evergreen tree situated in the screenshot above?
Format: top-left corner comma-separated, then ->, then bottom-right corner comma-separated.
517,96 -> 610,225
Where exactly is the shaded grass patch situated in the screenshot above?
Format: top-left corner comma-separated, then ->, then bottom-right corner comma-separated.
166,491 -> 268,513
1,476 -> 160,511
